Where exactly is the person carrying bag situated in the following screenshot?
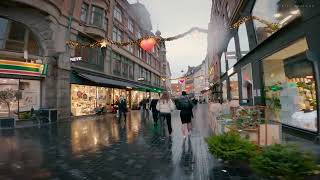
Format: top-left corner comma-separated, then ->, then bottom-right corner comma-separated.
156,92 -> 176,136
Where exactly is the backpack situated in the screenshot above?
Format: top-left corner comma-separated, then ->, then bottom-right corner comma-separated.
178,97 -> 192,110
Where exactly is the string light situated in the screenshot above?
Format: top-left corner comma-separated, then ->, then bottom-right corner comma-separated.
66,16 -> 279,49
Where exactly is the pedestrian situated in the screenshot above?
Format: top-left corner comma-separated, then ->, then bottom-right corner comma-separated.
150,95 -> 159,127
156,92 -> 176,136
118,96 -> 127,121
176,91 -> 194,138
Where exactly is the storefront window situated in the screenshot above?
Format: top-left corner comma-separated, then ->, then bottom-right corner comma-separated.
0,17 -> 40,55
229,73 -> 239,100
226,37 -> 237,70
241,64 -> 253,103
238,24 -> 250,57
131,90 -> 146,109
0,79 -> 18,118
71,85 -> 97,116
252,0 -> 301,44
19,80 -> 40,112
222,80 -> 227,102
0,78 -> 40,119
220,52 -> 226,75
263,38 -> 317,132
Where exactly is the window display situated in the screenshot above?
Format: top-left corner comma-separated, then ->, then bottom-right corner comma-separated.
0,78 -> 40,119
71,84 -> 97,116
131,90 -> 146,109
229,73 -> 239,100
222,80 -> 227,102
97,87 -> 113,112
241,64 -> 253,103
263,38 -> 317,131
0,78 -> 18,118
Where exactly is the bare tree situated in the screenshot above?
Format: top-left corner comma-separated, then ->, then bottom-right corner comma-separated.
0,89 -> 19,117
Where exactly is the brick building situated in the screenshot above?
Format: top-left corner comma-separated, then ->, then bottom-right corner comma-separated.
0,0 -> 168,121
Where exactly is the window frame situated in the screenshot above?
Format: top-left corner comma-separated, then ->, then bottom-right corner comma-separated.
90,5 -> 104,28
113,6 -> 122,23
0,17 -> 40,55
128,18 -> 134,33
80,3 -> 89,23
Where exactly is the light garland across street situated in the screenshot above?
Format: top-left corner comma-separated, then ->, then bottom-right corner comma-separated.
66,15 -> 280,82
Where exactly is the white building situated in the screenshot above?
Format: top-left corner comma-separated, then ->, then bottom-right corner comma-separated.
193,58 -> 209,101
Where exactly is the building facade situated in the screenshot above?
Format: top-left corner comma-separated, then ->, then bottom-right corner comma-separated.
0,0 -> 167,120
193,60 -> 209,101
208,0 -> 320,139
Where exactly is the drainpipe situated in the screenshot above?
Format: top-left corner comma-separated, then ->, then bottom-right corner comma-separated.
66,0 -> 76,50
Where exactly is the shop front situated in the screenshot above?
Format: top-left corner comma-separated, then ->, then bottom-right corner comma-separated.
262,38 -> 318,132
0,60 -> 48,120
70,71 -> 163,116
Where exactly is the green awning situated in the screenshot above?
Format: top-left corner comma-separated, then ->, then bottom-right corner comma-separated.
70,71 -> 164,93
78,73 -> 135,88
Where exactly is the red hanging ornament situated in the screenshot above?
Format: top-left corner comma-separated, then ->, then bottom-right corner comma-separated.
178,79 -> 185,84
140,38 -> 156,52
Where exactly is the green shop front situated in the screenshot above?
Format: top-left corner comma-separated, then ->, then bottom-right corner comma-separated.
0,59 -> 48,120
70,71 -> 162,116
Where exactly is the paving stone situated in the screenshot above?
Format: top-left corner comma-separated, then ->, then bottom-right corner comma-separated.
1,105 -> 317,180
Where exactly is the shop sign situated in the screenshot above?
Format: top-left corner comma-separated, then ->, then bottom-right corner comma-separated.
0,60 -> 48,77
70,57 -> 82,62
137,77 -> 145,81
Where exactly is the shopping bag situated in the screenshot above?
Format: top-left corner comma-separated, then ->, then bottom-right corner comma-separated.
116,110 -> 119,118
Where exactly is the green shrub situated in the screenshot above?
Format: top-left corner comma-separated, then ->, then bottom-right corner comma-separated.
19,111 -> 31,120
250,144 -> 318,180
205,132 -> 258,162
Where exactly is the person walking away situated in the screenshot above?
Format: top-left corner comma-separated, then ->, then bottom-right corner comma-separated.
118,96 -> 127,121
150,96 -> 159,127
156,92 -> 175,136
177,91 -> 194,138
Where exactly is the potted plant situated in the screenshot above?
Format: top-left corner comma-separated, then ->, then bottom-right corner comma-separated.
250,144 -> 319,180
206,132 -> 259,165
0,88 -> 19,128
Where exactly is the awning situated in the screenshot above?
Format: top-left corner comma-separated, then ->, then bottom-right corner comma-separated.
78,73 -> 135,88
71,72 -> 163,92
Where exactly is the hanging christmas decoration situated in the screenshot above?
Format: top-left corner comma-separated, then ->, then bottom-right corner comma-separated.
66,16 -> 279,49
178,79 -> 185,84
140,38 -> 157,52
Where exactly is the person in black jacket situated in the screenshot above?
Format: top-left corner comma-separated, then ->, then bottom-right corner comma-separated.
118,96 -> 127,121
176,91 -> 194,138
149,97 -> 159,127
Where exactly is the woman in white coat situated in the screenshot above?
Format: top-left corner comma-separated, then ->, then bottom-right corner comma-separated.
156,92 -> 176,135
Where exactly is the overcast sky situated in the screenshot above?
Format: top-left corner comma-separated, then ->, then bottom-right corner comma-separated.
128,0 -> 211,78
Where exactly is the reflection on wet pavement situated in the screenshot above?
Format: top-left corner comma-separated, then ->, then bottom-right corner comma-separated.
0,104 -> 319,180
0,105 -> 215,180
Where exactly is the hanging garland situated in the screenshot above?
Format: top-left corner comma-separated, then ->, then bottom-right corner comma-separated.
66,16 -> 279,50
67,15 -> 280,81
66,27 -> 208,50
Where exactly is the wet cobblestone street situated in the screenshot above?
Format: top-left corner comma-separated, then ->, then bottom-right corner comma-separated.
0,104 -> 225,180
1,104 -> 319,180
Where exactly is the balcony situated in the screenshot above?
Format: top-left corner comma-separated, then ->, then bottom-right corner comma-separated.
84,25 -> 106,39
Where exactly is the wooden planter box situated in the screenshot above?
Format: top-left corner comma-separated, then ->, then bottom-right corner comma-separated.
0,117 -> 15,128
